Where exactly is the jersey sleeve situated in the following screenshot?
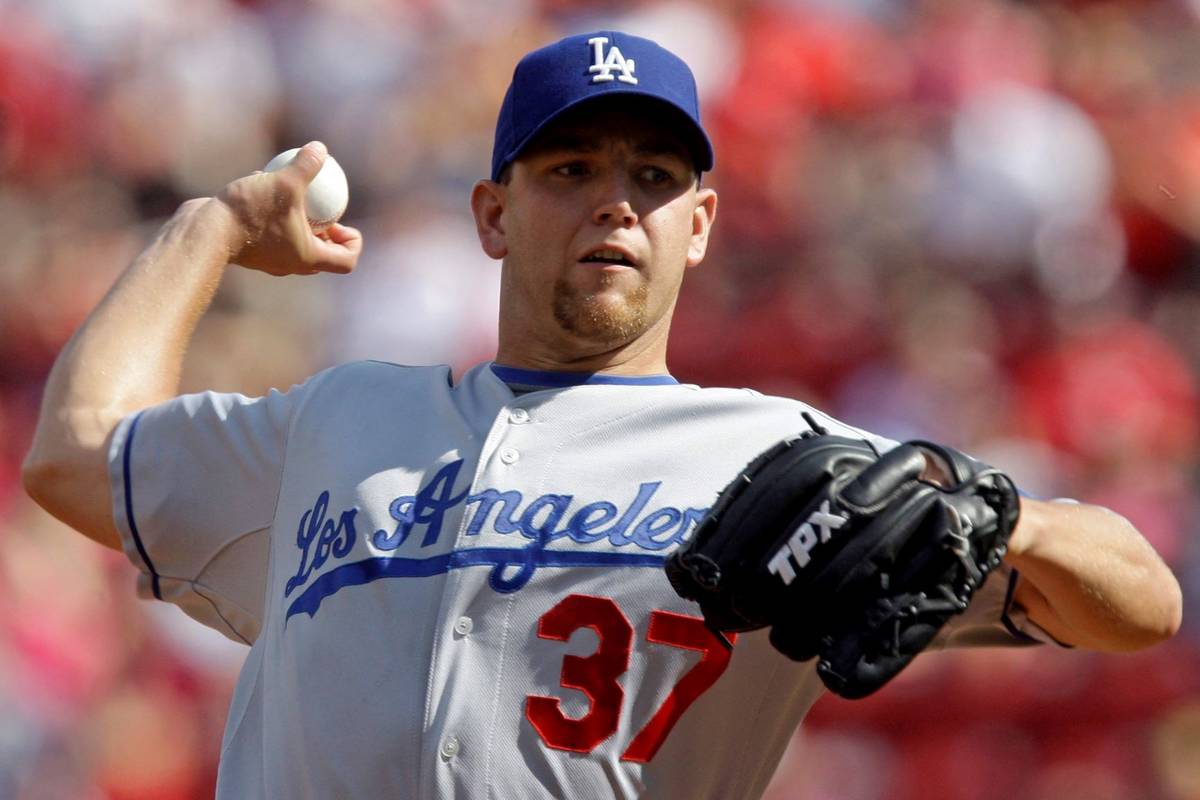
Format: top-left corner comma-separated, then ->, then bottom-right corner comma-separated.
929,564 -> 1059,648
107,382 -> 308,644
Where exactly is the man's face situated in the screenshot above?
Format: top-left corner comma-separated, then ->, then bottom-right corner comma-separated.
475,100 -> 717,360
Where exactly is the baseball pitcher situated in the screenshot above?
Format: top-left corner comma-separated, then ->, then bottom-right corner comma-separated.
23,32 -> 1181,799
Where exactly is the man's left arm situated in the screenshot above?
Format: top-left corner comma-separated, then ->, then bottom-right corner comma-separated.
1004,497 -> 1183,651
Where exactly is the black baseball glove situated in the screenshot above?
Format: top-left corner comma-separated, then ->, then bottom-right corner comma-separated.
665,421 -> 1020,699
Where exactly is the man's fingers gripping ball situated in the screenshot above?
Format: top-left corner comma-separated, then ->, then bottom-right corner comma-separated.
665,431 -> 1020,699
309,222 -> 363,274
263,143 -> 350,232
216,141 -> 361,276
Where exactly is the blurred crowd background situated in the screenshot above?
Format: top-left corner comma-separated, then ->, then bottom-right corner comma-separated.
2,0 -> 1200,797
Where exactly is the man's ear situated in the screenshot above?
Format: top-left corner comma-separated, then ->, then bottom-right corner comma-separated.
686,187 -> 717,268
471,180 -> 507,260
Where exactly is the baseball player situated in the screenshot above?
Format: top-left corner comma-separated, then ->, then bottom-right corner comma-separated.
24,32 -> 1181,799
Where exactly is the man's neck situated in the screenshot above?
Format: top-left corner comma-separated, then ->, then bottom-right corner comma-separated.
494,328 -> 671,376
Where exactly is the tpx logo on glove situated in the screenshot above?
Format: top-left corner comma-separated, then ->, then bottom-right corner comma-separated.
767,500 -> 848,585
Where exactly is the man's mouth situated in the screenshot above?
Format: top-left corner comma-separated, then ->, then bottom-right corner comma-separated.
579,247 -> 637,267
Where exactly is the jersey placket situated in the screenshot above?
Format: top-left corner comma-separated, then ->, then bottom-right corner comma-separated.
419,398 -> 540,799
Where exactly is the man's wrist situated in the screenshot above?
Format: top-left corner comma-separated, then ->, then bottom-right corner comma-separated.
181,198 -> 250,267
1004,496 -> 1044,561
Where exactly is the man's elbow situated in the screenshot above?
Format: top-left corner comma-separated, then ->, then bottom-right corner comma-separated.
1155,571 -> 1184,643
1134,521 -> 1185,647
1101,512 -> 1185,650
21,449 -> 65,511
21,447 -> 122,551
1117,563 -> 1184,651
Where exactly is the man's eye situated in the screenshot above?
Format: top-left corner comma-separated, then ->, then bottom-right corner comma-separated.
640,167 -> 674,185
554,163 -> 589,177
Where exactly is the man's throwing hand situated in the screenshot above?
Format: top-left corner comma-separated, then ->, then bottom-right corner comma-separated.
210,141 -> 363,277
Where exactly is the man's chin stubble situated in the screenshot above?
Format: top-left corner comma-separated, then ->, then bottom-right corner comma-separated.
552,276 -> 650,344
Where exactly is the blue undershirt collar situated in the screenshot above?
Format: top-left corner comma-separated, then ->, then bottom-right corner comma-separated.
489,362 -> 678,388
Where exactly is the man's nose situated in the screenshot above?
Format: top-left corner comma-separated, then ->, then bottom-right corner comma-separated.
592,176 -> 638,228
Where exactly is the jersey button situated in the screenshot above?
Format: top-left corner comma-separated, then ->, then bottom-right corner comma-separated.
500,447 -> 520,465
509,408 -> 530,424
440,735 -> 460,760
454,616 -> 473,636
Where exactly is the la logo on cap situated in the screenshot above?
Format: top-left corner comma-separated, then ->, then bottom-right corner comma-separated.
588,37 -> 638,85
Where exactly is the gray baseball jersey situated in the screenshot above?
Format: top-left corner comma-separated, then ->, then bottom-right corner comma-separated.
107,360 -> 1044,799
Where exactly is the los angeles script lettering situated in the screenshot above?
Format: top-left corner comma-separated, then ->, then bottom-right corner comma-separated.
284,491 -> 358,597
284,458 -> 708,598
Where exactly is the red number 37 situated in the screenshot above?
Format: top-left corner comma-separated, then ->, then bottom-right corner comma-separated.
525,594 -> 736,763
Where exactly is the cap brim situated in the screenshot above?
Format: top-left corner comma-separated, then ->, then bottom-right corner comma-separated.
492,90 -> 715,181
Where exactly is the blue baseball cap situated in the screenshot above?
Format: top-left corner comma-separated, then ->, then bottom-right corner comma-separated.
491,31 -> 715,182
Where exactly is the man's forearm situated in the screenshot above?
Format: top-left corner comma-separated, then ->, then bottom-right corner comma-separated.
1005,498 -> 1183,651
23,200 -> 241,544
33,200 -> 239,449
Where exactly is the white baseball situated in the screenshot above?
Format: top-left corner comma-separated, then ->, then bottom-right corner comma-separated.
263,147 -> 349,231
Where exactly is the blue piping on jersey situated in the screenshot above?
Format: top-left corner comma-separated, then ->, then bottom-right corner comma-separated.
285,548 -> 666,622
490,363 -> 678,387
123,411 -> 163,600
999,569 -> 1033,642
1000,567 -> 1049,646
1001,567 -> 1073,649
